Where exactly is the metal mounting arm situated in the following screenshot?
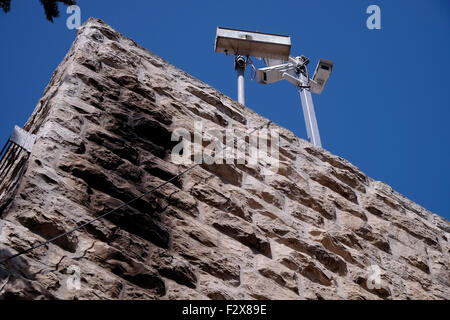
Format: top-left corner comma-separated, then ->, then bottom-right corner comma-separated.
256,55 -> 328,147
285,72 -> 322,147
283,68 -> 322,147
299,86 -> 322,147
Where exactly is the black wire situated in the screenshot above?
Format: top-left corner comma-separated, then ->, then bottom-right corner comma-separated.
0,121 -> 271,267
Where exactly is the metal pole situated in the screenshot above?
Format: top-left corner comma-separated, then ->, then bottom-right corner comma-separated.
299,87 -> 322,147
237,66 -> 245,105
235,55 -> 246,105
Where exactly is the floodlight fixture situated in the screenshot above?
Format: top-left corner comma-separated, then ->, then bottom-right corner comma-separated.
256,55 -> 334,147
215,27 -> 291,60
214,26 -> 291,105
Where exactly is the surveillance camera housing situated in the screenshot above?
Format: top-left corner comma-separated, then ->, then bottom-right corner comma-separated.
215,27 -> 291,60
257,68 -> 281,84
310,58 -> 334,94
257,62 -> 296,84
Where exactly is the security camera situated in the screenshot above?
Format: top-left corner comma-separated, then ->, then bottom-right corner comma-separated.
234,55 -> 246,69
254,54 -> 334,148
215,27 -> 291,60
257,62 -> 296,84
257,55 -> 311,85
310,58 -> 333,94
257,67 -> 279,84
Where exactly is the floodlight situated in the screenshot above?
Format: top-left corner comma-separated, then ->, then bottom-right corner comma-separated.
213,26 -> 334,148
215,27 -> 291,60
214,27 -> 291,105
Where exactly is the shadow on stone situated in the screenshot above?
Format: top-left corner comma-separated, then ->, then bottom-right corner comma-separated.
0,248 -> 54,300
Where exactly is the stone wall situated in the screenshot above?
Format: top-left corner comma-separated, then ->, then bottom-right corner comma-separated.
0,18 -> 448,300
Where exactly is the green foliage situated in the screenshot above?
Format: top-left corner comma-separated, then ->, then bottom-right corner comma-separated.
0,0 -> 77,22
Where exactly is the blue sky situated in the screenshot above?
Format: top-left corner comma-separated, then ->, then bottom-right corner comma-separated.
1,0 -> 449,220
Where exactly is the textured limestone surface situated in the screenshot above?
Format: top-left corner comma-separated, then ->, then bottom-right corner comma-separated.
0,18 -> 448,300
